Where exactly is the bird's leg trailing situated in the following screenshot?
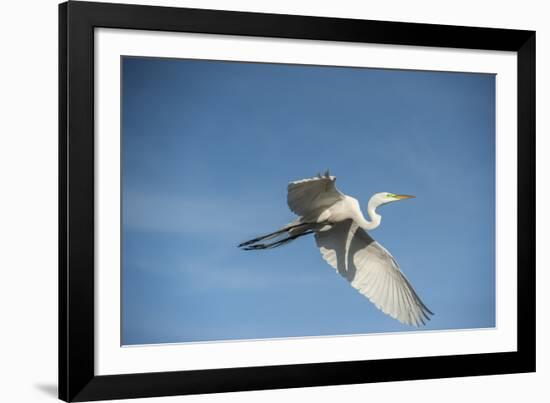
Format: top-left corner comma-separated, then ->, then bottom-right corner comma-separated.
239,222 -> 330,250
237,222 -> 311,248
241,230 -> 315,250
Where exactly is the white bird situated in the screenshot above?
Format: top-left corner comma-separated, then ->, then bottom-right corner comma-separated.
239,171 -> 433,327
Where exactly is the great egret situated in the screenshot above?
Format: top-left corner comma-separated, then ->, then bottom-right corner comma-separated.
239,171 -> 433,327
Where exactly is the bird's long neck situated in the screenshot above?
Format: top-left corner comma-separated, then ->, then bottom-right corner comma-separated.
356,199 -> 382,231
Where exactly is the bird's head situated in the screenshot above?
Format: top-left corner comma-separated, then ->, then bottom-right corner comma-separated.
369,192 -> 415,209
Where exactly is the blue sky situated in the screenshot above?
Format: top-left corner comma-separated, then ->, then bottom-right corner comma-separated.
121,57 -> 495,345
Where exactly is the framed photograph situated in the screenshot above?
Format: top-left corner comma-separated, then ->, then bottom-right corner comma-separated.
59,1 -> 535,401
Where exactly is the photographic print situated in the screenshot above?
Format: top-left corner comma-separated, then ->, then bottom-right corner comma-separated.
59,4 -> 535,400
121,56 -> 496,346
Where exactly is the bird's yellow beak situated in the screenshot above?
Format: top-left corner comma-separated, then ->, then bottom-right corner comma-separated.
394,194 -> 415,200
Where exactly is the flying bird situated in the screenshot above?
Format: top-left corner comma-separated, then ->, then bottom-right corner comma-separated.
239,171 -> 433,327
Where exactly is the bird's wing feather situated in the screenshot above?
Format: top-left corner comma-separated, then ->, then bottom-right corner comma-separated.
315,219 -> 433,326
287,172 -> 345,217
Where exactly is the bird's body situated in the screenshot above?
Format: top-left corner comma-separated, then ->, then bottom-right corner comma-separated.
239,171 -> 433,327
321,195 -> 362,223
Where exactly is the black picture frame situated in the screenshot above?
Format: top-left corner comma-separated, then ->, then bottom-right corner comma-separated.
59,1 -> 536,401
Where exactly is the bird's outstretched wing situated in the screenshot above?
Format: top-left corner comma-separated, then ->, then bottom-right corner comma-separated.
315,219 -> 433,326
287,171 -> 345,217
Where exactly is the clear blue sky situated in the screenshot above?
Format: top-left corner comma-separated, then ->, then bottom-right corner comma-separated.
121,56 -> 495,345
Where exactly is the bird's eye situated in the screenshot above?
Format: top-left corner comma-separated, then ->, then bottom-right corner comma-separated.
387,193 -> 396,198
